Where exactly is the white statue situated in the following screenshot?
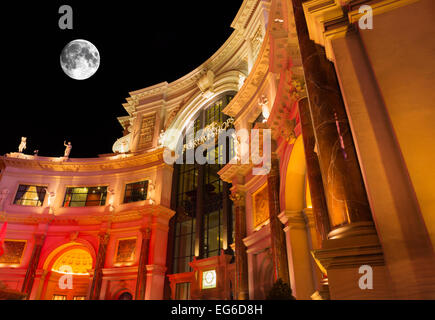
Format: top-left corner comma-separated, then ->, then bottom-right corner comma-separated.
231,132 -> 241,162
47,191 -> 56,207
64,141 -> 72,158
120,140 -> 128,153
259,95 -> 270,122
18,137 -> 27,153
158,130 -> 166,147
147,182 -> 156,204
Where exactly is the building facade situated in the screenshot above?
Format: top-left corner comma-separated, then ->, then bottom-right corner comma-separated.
1,0 -> 435,300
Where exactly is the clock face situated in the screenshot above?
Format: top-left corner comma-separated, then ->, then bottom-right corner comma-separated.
202,270 -> 217,289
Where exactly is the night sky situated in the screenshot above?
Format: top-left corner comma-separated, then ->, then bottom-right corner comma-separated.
0,1 -> 243,158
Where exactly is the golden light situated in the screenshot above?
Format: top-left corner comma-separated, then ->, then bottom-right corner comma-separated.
51,248 -> 92,276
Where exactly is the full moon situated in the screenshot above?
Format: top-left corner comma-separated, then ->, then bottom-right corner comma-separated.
60,39 -> 100,80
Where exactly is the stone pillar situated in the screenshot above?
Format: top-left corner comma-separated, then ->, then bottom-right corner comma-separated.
222,182 -> 233,253
89,232 -> 109,300
230,189 -> 249,300
194,165 -> 205,259
327,25 -> 435,299
267,158 -> 290,285
298,97 -> 330,242
135,227 -> 151,300
22,234 -> 45,299
291,0 -> 373,234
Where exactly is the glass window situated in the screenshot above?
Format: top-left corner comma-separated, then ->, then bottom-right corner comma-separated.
63,187 -> 107,207
172,94 -> 235,274
73,296 -> 86,301
14,185 -> 46,207
124,180 -> 149,203
52,295 -> 67,300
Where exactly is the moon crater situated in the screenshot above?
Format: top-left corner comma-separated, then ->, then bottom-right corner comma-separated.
60,39 -> 100,80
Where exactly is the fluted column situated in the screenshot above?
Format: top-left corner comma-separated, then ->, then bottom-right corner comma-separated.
267,158 -> 290,285
291,0 -> 373,236
135,227 -> 151,300
230,190 -> 249,300
22,234 -> 46,299
89,232 -> 109,300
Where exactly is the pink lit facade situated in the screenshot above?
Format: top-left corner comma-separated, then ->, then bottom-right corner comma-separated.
1,0 -> 435,300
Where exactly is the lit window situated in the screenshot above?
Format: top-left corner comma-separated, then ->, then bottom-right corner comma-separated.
63,187 -> 107,207
202,270 -> 217,289
52,295 -> 67,300
73,296 -> 86,301
123,181 -> 149,203
13,185 -> 46,207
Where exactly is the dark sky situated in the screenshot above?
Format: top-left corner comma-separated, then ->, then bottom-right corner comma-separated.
0,0 -> 243,158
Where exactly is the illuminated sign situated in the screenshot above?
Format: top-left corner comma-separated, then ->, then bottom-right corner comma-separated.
202,270 -> 217,289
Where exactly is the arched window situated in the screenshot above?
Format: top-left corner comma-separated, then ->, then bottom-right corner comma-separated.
171,94 -> 235,274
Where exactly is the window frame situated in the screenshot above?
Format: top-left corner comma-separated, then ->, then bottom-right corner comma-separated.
63,186 -> 108,208
13,184 -> 47,207
123,180 -> 149,204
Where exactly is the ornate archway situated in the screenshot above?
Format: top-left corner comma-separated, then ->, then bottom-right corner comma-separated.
40,243 -> 95,300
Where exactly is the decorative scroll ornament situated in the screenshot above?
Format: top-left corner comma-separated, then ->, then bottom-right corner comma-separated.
259,95 -> 270,122
290,79 -> 306,101
112,133 -> 132,154
197,70 -> 215,93
230,192 -> 245,206
158,130 -> 166,147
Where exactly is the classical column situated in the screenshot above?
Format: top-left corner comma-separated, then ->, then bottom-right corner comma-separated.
222,182 -> 233,253
291,0 -> 373,235
89,232 -> 109,300
230,190 -> 249,300
298,97 -> 330,242
135,227 -> 151,300
22,234 -> 46,299
267,158 -> 290,285
194,165 -> 205,259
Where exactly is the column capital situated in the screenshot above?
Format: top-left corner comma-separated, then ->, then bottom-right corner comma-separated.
230,191 -> 246,207
278,210 -> 306,230
97,232 -> 110,245
145,264 -> 167,276
33,233 -> 46,246
140,227 -> 152,240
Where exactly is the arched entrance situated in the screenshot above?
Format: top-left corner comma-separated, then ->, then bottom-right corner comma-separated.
280,136 -> 318,299
118,292 -> 133,300
41,244 -> 94,300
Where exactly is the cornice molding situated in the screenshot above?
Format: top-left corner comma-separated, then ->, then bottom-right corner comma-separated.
303,0 -> 421,61
1,149 -> 166,173
223,34 -> 271,118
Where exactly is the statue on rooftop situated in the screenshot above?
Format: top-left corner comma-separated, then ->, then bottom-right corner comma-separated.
64,141 -> 72,158
18,137 -> 27,153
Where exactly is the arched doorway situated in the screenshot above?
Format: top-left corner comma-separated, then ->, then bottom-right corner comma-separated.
118,292 -> 133,300
41,244 -> 94,300
280,136 -> 318,299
